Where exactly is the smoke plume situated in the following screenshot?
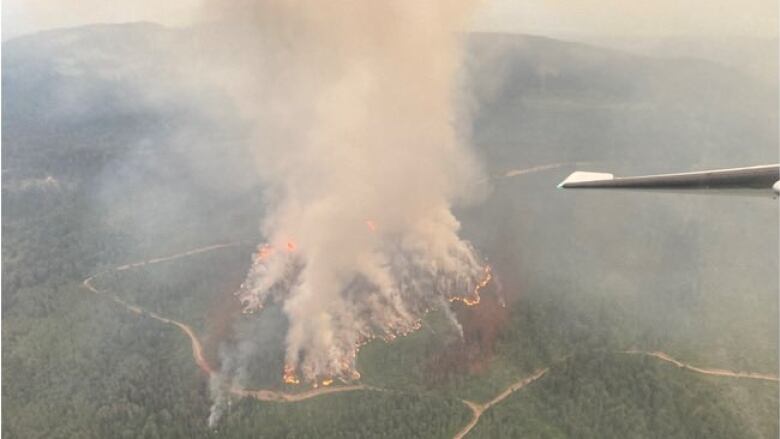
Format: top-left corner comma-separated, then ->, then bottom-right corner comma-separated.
200,1 -> 488,386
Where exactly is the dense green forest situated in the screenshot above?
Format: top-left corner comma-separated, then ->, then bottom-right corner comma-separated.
469,353 -> 778,438
216,392 -> 471,438
94,247 -> 253,333
4,25 -> 778,438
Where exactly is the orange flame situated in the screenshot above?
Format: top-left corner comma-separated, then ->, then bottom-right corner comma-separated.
283,364 -> 300,385
286,241 -> 297,252
365,220 -> 377,232
267,260 -> 491,384
256,244 -> 275,262
449,265 -> 492,307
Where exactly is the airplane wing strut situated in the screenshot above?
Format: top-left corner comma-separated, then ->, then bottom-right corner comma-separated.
558,164 -> 780,198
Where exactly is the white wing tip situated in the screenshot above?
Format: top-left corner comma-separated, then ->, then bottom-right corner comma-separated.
558,171 -> 614,189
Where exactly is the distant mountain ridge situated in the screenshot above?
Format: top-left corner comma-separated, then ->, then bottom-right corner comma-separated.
3,21 -> 777,439
5,23 -> 774,162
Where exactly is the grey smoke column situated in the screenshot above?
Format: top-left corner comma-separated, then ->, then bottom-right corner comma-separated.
200,0 -> 487,383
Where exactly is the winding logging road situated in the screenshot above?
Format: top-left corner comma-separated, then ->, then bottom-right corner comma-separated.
82,242 -> 778,438
624,350 -> 779,382
453,367 -> 549,439
83,242 -> 379,403
452,350 -> 779,439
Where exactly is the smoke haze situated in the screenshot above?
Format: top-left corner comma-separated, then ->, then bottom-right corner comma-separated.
195,0 -> 489,392
4,4 -> 778,435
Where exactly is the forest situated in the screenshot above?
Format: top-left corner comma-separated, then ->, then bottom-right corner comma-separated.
4,25 -> 779,438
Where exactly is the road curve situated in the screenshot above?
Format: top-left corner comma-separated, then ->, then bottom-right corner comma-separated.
625,350 -> 779,382
454,368 -> 549,439
82,242 -> 377,403
453,349 -> 779,439
232,384 -> 379,402
453,400 -> 484,439
82,243 -> 780,437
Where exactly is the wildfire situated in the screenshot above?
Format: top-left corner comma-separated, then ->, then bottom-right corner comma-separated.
365,220 -> 377,232
255,244 -> 275,262
274,265 -> 492,386
449,265 -> 492,307
283,364 -> 301,385
238,236 -> 494,387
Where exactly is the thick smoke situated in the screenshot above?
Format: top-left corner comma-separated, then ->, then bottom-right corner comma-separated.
200,1 -> 488,385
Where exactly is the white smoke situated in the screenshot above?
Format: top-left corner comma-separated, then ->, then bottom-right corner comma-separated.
199,1 -> 488,384
207,354 -> 233,428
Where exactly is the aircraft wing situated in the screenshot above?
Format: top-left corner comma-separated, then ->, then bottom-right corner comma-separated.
557,164 -> 780,197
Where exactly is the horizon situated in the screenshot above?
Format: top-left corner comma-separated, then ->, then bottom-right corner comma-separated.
3,0 -> 778,41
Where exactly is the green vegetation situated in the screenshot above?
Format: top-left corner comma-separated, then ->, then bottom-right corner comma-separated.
4,25 -> 778,438
3,285 -> 212,438
93,247 -> 251,333
357,285 -> 645,403
217,392 -> 471,439
469,353 -> 778,439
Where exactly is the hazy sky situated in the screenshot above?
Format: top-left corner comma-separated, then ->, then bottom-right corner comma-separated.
475,0 -> 778,38
3,0 -> 778,40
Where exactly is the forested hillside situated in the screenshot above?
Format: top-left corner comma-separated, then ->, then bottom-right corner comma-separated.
3,25 -> 777,438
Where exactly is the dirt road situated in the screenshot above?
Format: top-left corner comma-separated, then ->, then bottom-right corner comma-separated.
83,243 -> 779,437
454,368 -> 549,439
83,243 -> 376,403
625,350 -> 779,382
453,349 -> 779,438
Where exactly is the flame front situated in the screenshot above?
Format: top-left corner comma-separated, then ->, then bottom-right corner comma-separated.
236,230 -> 492,385
204,0 -> 489,426
449,265 -> 492,307
283,364 -> 301,385
256,244 -> 274,262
